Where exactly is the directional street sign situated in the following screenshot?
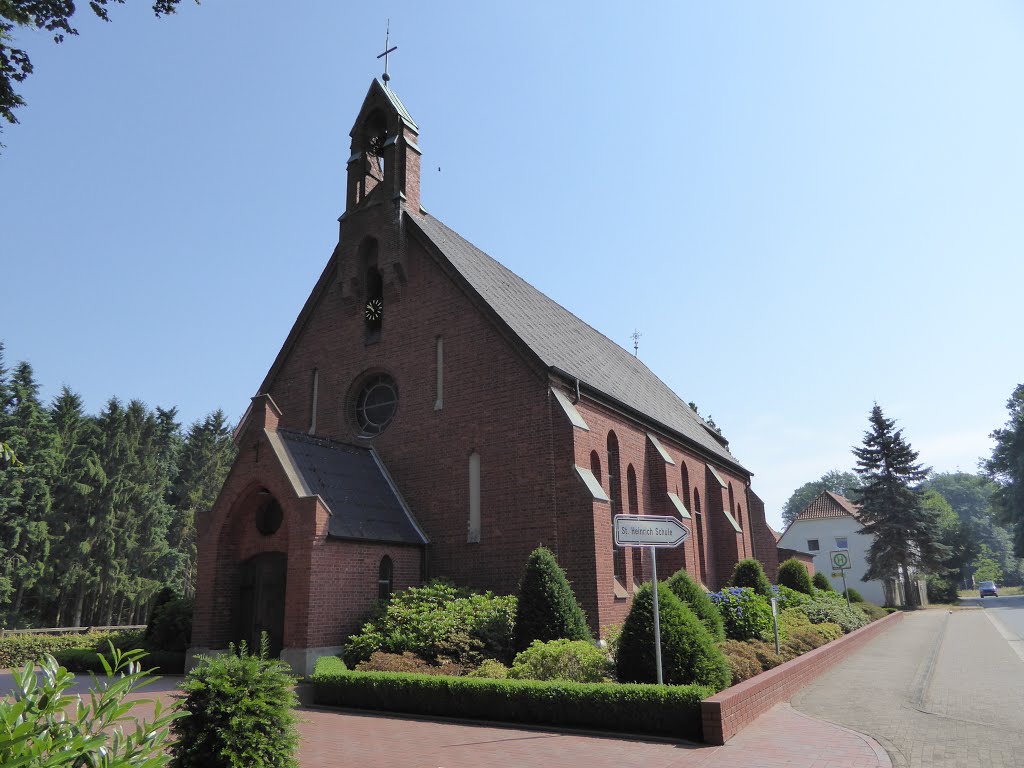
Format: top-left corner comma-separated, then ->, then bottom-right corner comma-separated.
830,550 -> 852,571
614,515 -> 690,548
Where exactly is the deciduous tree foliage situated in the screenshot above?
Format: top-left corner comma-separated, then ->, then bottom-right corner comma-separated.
1,0 -> 193,139
781,470 -> 863,528
853,404 -> 946,607
0,343 -> 235,628
987,384 -> 1024,558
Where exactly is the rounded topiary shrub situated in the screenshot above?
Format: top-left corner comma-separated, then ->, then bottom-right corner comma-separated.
171,636 -> 299,768
616,582 -> 731,691
777,558 -> 814,594
812,572 -> 834,592
665,568 -> 725,642
513,547 -> 591,652
730,558 -> 772,597
509,638 -> 609,683
844,587 -> 865,603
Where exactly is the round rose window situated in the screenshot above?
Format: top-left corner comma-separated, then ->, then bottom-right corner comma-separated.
355,374 -> 398,436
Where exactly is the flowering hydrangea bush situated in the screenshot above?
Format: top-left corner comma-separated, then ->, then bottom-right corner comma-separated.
707,587 -> 773,642
772,584 -> 811,611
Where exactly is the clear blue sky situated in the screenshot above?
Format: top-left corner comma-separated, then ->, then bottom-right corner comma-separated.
2,2 -> 1022,529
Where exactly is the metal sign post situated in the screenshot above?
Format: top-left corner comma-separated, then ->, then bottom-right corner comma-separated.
650,546 -> 663,685
614,515 -> 690,686
770,596 -> 780,655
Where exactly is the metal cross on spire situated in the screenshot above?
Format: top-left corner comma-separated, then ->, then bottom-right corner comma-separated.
631,329 -> 642,357
377,19 -> 397,87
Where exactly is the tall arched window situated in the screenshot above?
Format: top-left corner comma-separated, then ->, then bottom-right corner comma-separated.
728,482 -> 735,523
627,464 -> 642,583
378,556 -> 393,600
590,451 -> 602,483
694,489 -> 707,585
607,432 -> 626,581
736,503 -> 743,531
359,238 -> 383,340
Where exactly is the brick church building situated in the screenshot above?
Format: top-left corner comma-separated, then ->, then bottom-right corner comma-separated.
190,79 -> 781,673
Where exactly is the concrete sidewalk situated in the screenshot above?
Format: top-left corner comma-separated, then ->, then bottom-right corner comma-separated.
793,607 -> 1024,768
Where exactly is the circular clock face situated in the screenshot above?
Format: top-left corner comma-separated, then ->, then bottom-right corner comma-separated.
365,298 -> 383,322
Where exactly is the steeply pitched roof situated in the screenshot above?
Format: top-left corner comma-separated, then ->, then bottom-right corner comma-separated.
795,490 -> 861,522
271,429 -> 428,545
407,211 -> 744,471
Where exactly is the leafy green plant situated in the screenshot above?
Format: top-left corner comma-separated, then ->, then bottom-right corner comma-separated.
719,639 -> 784,684
803,592 -> 867,634
467,659 -> 510,679
780,627 -> 828,660
707,587 -> 774,642
616,582 -> 731,690
664,568 -> 725,641
812,572 -> 834,592
730,559 -> 772,597
513,547 -> 591,652
509,639 -> 610,683
311,666 -> 713,741
343,581 -> 516,667
0,645 -> 181,767
170,635 -> 299,768
853,602 -> 889,621
777,558 -> 814,594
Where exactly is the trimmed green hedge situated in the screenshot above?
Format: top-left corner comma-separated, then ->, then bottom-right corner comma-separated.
311,667 -> 711,740
0,630 -> 140,669
52,646 -> 185,675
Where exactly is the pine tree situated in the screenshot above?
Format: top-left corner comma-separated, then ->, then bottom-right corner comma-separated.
45,387 -> 106,626
169,410 -> 236,596
853,404 -> 946,607
0,362 -> 59,622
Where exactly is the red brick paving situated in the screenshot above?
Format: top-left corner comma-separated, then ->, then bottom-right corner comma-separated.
294,703 -> 890,768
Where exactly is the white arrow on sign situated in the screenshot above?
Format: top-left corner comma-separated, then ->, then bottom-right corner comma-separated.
614,515 -> 690,548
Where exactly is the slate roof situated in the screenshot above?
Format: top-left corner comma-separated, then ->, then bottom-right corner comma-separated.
795,490 -> 861,522
407,211 -> 744,471
272,429 -> 428,545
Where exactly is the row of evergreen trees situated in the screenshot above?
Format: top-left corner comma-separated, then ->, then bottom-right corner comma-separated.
0,343 -> 236,629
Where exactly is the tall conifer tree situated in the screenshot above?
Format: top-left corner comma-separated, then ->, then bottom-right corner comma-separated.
853,404 -> 945,607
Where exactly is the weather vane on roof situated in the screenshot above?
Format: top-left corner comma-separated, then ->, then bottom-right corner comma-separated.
631,329 -> 642,357
378,19 -> 397,87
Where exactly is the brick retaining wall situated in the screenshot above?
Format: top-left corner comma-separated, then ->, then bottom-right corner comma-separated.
701,610 -> 905,744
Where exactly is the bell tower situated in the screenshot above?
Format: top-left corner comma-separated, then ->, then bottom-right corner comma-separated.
345,79 -> 422,216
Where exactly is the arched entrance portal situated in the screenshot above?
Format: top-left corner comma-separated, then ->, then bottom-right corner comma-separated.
233,552 -> 287,658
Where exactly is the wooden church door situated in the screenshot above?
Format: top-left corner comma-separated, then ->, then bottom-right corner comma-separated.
234,552 -> 287,658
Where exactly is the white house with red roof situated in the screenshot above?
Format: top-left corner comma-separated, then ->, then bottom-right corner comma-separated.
776,490 -> 889,605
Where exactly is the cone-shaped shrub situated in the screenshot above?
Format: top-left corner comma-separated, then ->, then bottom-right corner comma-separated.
665,568 -> 725,641
513,547 -> 591,652
777,558 -> 814,594
616,582 -> 731,691
844,587 -> 864,603
730,558 -> 772,597
812,572 -> 834,592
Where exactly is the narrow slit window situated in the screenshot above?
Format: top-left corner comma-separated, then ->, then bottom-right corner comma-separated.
435,336 -> 444,410
468,451 -> 481,543
308,368 -> 319,434
378,556 -> 393,600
